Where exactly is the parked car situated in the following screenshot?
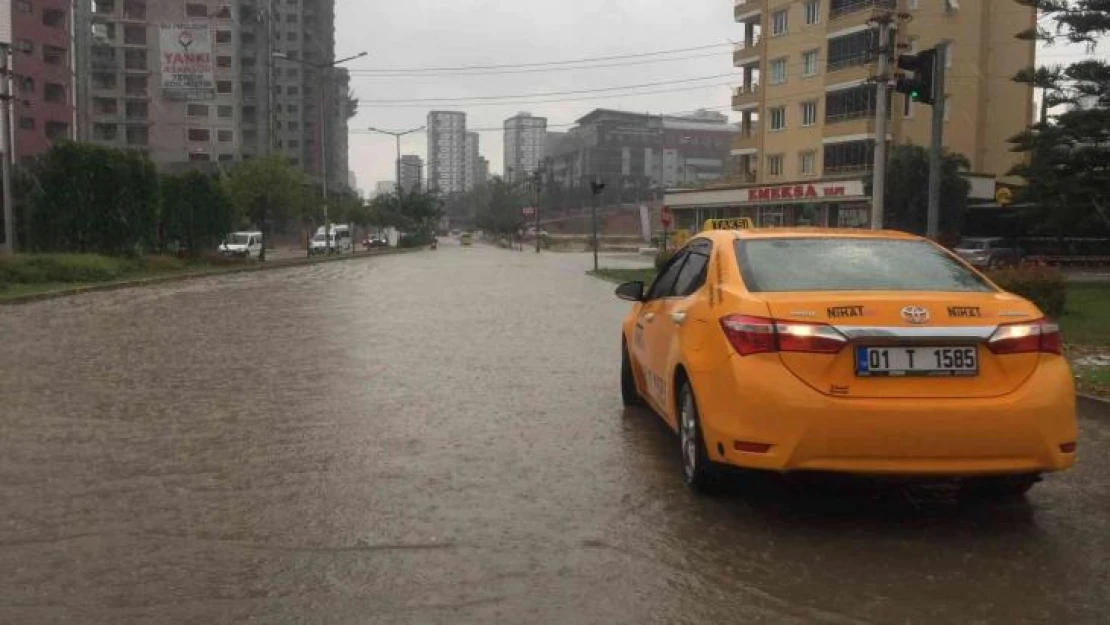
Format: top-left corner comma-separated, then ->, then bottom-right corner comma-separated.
363,233 -> 390,249
218,231 -> 263,260
953,237 -> 1023,269
309,224 -> 352,256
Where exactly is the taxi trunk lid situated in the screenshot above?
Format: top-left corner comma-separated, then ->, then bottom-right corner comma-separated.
751,292 -> 1049,399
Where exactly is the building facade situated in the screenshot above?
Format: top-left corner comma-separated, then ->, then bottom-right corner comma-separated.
463,131 -> 479,191
427,110 -> 465,194
545,108 -> 737,200
11,0 -> 74,161
503,112 -> 545,183
476,155 -> 489,186
698,0 -> 1037,230
399,154 -> 422,192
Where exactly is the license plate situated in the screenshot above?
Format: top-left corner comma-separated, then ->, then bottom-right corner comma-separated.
856,346 -> 979,377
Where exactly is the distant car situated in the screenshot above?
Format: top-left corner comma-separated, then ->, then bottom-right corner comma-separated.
524,226 -> 549,239
460,232 -> 473,246
363,234 -> 389,249
219,231 -> 263,259
615,226 -> 1075,497
953,237 -> 1023,269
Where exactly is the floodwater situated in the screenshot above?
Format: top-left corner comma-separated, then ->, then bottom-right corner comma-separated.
1,242 -> 1108,624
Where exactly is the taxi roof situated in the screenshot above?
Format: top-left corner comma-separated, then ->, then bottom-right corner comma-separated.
696,228 -> 922,242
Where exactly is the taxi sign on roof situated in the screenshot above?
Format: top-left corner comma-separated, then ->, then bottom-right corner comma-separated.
703,218 -> 754,231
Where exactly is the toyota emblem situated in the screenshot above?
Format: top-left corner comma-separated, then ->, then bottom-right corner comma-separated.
901,306 -> 931,325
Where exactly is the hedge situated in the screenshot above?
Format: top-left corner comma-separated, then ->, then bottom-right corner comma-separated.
987,265 -> 1067,318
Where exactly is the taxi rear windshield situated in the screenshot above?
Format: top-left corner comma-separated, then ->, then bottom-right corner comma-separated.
735,238 -> 994,293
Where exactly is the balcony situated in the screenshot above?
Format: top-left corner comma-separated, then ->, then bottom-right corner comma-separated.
733,120 -> 761,150
732,83 -> 761,109
733,37 -> 764,66
829,0 -> 896,21
734,0 -> 764,22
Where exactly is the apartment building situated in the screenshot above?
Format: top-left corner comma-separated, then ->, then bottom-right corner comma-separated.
503,112 -> 546,184
666,0 -> 1035,230
399,154 -> 423,192
11,0 -> 74,160
427,111 -> 466,195
463,131 -> 480,191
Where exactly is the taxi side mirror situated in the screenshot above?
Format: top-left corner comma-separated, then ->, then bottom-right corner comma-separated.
615,281 -> 645,302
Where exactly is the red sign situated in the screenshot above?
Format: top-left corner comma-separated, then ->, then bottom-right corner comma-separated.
522,207 -> 535,216
746,183 -> 849,202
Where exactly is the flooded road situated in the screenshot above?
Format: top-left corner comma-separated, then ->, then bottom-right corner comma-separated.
2,242 -> 1109,624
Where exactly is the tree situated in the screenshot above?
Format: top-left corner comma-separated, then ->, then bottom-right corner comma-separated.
473,177 -> 528,238
160,171 -> 236,257
26,142 -> 159,255
224,156 -> 305,260
1008,0 -> 1110,236
883,144 -> 971,237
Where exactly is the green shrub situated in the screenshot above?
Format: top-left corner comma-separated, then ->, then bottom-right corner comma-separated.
654,249 -> 676,272
138,255 -> 188,274
398,233 -> 433,248
0,254 -> 131,284
987,265 -> 1067,318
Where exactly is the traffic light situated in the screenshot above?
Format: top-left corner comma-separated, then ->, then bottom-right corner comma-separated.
895,47 -> 938,105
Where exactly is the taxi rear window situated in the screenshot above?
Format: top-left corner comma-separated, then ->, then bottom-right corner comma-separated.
734,238 -> 994,293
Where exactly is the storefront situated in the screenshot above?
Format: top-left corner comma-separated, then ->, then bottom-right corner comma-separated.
664,179 -> 872,232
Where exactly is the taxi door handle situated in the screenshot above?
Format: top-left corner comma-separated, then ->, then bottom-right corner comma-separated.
671,312 -> 687,325
643,313 -> 656,322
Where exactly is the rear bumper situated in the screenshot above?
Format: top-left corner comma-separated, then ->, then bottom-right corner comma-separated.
695,355 -> 1077,476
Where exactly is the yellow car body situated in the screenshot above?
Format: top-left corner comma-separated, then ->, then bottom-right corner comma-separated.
618,228 -> 1076,488
461,232 -> 473,246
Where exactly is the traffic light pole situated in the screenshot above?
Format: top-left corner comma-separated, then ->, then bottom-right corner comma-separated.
926,43 -> 948,240
870,19 -> 894,230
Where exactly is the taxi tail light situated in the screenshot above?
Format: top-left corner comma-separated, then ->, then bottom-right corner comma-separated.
720,315 -> 847,356
987,319 -> 1062,355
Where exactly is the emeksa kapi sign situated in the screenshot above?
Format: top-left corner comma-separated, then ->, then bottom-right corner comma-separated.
160,23 -> 214,100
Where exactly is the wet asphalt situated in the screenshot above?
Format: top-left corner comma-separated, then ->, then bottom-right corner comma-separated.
1,241 -> 1108,625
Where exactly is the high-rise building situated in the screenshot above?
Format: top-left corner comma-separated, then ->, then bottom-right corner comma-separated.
463,131 -> 479,191
399,154 -> 423,192
427,110 -> 465,194
503,112 -> 546,183
687,0 -> 1037,229
476,156 -> 490,186
11,0 -> 75,161
71,0 -> 348,183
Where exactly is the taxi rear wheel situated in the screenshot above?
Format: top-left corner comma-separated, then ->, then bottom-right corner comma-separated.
621,340 -> 642,406
678,381 -> 717,494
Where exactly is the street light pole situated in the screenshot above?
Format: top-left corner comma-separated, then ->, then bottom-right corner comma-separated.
273,50 -> 366,256
367,125 -> 426,194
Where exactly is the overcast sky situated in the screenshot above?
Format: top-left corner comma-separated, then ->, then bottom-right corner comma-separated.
335,1 -> 1099,194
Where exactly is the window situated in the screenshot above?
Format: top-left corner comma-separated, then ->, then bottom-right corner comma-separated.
123,25 -> 146,45
187,104 -> 208,117
909,0 -> 919,8
647,251 -> 691,300
19,76 -> 34,95
16,39 -> 33,54
94,123 -> 119,140
944,94 -> 951,121
43,45 -> 66,65
215,5 -> 231,19
217,80 -> 232,94
185,3 -> 206,17
823,139 -> 875,174
287,104 -> 298,113
188,128 -> 211,142
44,83 -> 66,103
218,105 -> 233,118
286,13 -> 298,22
735,239 -> 993,293
825,84 -> 889,123
672,243 -> 711,297
799,151 -> 816,175
125,101 -> 148,119
42,8 -> 67,27
287,86 -> 299,95
769,106 -> 786,131
802,50 -> 819,77
189,152 -> 211,162
219,154 -> 235,162
827,29 -> 879,71
801,100 -> 818,126
288,139 -> 300,148
767,154 -> 785,177
19,117 -> 35,130
946,42 -> 954,68
287,31 -> 298,41
126,126 -> 149,145
216,30 -> 232,44
770,58 -> 787,84
288,122 -> 299,131
217,129 -> 233,142
286,68 -> 299,78
217,55 -> 232,69
771,9 -> 788,36
804,0 -> 820,25
16,0 -> 30,12
93,97 -> 118,114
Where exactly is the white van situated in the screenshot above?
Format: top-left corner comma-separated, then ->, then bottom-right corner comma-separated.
219,231 -> 263,259
309,224 -> 353,256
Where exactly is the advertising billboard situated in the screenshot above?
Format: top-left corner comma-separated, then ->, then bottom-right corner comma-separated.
159,23 -> 214,100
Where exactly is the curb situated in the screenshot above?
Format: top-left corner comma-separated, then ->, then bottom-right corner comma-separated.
0,247 -> 424,306
1078,393 -> 1110,408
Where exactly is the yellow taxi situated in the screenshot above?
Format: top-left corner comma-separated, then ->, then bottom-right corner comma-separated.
616,224 -> 1077,496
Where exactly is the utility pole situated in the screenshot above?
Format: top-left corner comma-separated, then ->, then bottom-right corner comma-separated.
0,46 -> 14,256
590,178 -> 606,272
532,167 -> 543,253
870,16 -> 895,230
926,43 -> 947,240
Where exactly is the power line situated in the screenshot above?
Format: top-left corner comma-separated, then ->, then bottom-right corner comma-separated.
344,43 -> 732,73
347,51 -> 729,78
358,81 -> 735,108
359,73 -> 735,104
